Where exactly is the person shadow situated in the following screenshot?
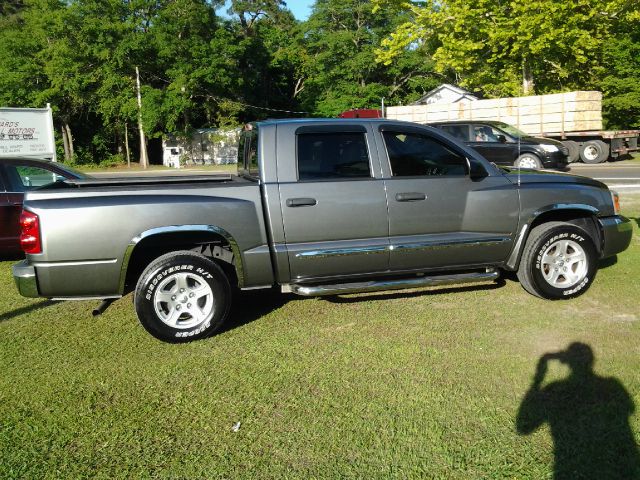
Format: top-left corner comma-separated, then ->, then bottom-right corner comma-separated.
516,342 -> 640,479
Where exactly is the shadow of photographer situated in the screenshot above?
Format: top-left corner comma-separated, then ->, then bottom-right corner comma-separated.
516,342 -> 640,479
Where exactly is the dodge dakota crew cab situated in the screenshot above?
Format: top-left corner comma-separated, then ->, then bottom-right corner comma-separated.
13,119 -> 633,342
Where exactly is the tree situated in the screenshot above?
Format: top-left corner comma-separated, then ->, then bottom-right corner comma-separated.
374,0 -> 637,97
299,0 -> 440,116
600,10 -> 640,128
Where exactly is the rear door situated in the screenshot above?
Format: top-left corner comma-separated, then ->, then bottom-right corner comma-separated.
276,123 -> 390,282
377,124 -> 519,271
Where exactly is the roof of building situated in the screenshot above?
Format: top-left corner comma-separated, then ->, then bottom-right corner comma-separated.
413,83 -> 480,105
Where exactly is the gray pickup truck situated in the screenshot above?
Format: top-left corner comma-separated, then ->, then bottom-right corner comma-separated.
13,119 -> 632,342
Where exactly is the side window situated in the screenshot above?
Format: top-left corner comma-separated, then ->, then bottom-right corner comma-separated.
5,165 -> 59,192
441,124 -> 470,141
382,131 -> 467,177
297,132 -> 371,180
472,125 -> 502,142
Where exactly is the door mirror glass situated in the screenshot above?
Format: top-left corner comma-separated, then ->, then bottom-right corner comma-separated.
496,134 -> 507,143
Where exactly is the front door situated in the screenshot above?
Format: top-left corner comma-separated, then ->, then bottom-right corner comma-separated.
378,126 -> 519,271
467,123 -> 516,165
276,124 -> 389,281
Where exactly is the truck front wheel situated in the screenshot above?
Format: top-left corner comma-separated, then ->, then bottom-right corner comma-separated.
517,222 -> 598,299
134,250 -> 231,342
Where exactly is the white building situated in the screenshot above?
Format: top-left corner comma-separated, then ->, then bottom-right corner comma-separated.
413,84 -> 479,105
162,127 -> 241,168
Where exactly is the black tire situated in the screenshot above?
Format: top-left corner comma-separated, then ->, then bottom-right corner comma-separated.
517,222 -> 598,299
562,140 -> 580,163
579,140 -> 610,164
134,250 -> 231,342
514,153 -> 543,169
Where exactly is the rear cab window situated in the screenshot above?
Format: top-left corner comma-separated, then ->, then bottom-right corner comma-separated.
237,124 -> 260,179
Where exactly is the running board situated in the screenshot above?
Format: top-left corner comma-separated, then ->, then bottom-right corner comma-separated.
287,269 -> 499,297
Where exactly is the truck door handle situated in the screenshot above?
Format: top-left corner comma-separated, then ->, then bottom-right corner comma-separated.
286,197 -> 317,207
395,192 -> 426,202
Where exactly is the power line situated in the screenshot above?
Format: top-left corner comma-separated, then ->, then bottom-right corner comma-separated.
138,70 -> 314,116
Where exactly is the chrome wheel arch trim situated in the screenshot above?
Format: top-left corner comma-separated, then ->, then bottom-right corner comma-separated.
118,224 -> 245,294
505,203 -> 600,270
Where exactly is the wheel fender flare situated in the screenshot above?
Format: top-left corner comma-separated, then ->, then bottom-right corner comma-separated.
505,204 -> 600,270
119,224 -> 244,294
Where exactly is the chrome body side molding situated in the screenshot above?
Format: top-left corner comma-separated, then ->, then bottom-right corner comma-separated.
289,236 -> 511,260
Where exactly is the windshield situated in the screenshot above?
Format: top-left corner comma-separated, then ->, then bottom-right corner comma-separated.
55,163 -> 89,179
494,122 -> 528,139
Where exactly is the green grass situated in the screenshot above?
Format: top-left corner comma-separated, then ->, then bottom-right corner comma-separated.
1,196 -> 640,479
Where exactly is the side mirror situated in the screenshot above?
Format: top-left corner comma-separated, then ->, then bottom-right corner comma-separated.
496,134 -> 507,143
466,158 -> 488,181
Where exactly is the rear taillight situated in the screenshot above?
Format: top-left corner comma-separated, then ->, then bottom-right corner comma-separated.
19,211 -> 42,254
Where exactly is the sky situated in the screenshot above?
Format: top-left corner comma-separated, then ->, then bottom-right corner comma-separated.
219,0 -> 314,21
286,0 -> 314,20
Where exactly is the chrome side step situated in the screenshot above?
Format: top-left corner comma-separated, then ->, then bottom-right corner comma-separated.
287,269 -> 500,297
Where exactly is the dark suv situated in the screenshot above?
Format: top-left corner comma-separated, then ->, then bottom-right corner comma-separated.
429,120 -> 569,169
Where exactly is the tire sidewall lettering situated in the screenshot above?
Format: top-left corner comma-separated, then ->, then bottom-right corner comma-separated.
134,251 -> 231,342
531,227 -> 595,298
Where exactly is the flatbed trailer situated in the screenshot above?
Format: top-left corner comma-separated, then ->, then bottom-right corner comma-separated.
542,130 -> 639,164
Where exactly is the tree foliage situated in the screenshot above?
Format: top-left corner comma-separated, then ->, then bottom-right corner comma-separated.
374,0 -> 639,98
1,0 -> 638,164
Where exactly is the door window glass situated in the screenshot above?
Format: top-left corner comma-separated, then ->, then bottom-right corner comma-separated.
441,124 -> 470,141
383,131 -> 467,177
297,132 -> 371,180
472,125 -> 502,142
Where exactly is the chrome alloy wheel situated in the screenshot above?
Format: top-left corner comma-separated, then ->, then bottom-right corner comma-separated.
517,156 -> 539,169
153,272 -> 215,329
540,239 -> 588,288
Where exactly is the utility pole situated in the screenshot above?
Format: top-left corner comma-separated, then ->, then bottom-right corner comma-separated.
136,66 -> 149,169
124,122 -> 131,168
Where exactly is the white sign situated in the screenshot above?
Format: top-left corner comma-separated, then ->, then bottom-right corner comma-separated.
0,106 -> 56,159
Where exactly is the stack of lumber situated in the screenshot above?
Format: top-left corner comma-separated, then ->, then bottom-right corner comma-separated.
386,91 -> 603,135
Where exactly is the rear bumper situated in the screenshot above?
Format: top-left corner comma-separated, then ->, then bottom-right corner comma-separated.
599,215 -> 633,258
12,260 -> 40,298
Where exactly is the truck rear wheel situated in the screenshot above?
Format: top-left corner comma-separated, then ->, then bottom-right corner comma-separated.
517,222 -> 598,299
579,140 -> 609,164
134,250 -> 231,342
562,140 -> 580,163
